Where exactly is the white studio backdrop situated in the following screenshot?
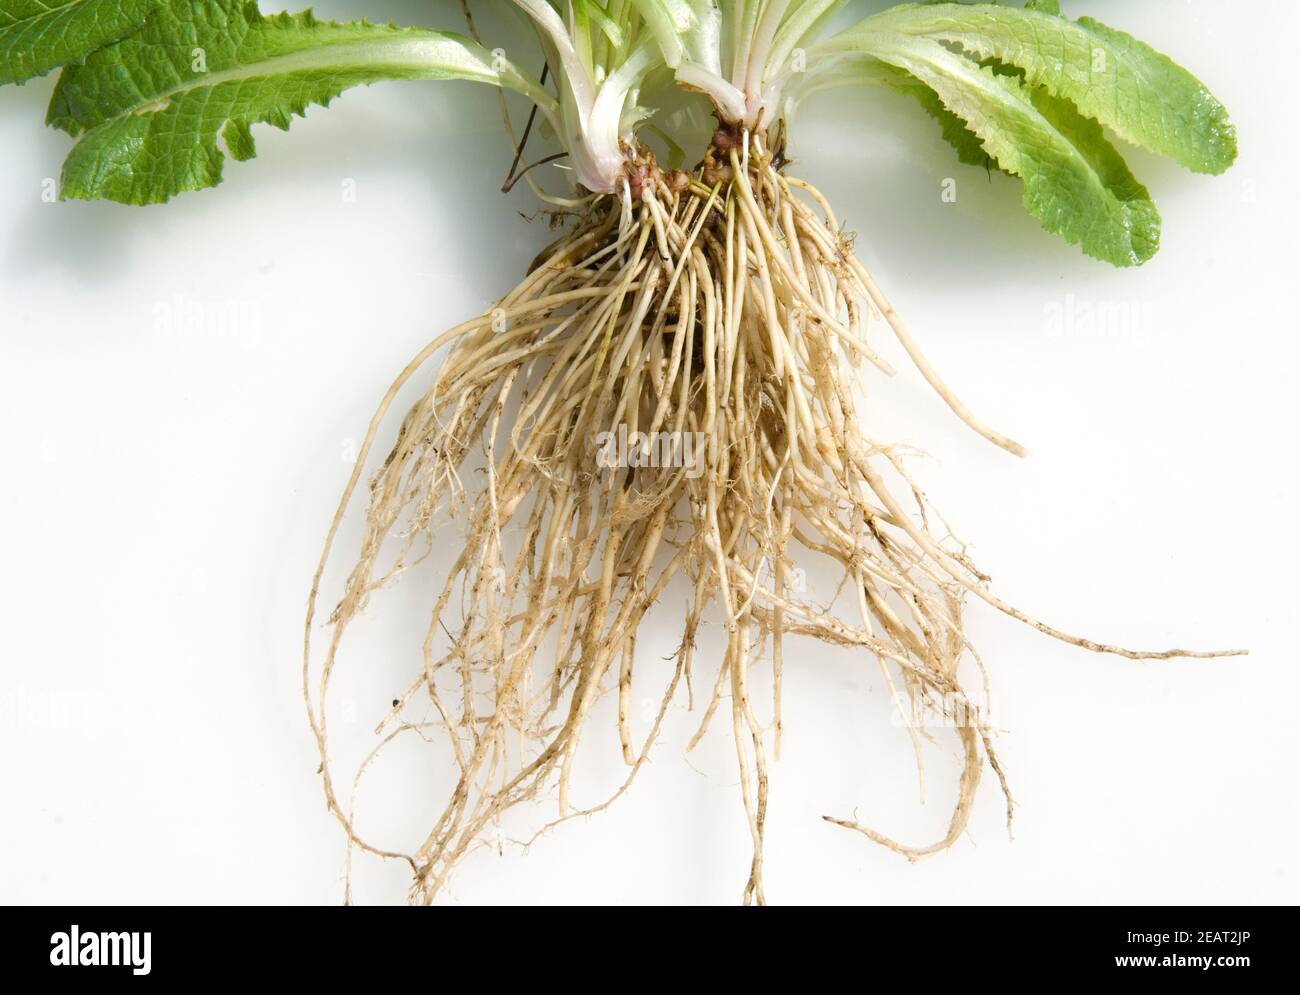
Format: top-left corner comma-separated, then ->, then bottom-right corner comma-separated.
0,1 -> 1295,905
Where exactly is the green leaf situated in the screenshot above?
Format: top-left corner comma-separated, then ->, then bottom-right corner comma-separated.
836,2 -> 1237,175
912,80 -> 995,169
48,0 -> 553,205
769,1 -> 850,75
854,33 -> 1160,266
0,0 -> 154,85
1024,0 -> 1060,15
631,1 -> 722,71
797,55 -> 994,169
576,0 -> 625,52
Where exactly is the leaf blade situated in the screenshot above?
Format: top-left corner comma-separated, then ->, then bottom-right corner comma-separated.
50,0 -> 552,204
861,33 -> 1161,266
0,0 -> 154,85
793,55 -> 994,168
835,2 -> 1237,175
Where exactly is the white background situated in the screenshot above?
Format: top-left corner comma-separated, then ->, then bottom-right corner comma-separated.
1,0 -> 1295,905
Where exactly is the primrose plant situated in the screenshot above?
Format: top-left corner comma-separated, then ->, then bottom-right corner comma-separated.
0,0 -> 1240,905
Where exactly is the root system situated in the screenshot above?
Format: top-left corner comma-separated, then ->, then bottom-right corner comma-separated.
303,134 -> 1241,905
